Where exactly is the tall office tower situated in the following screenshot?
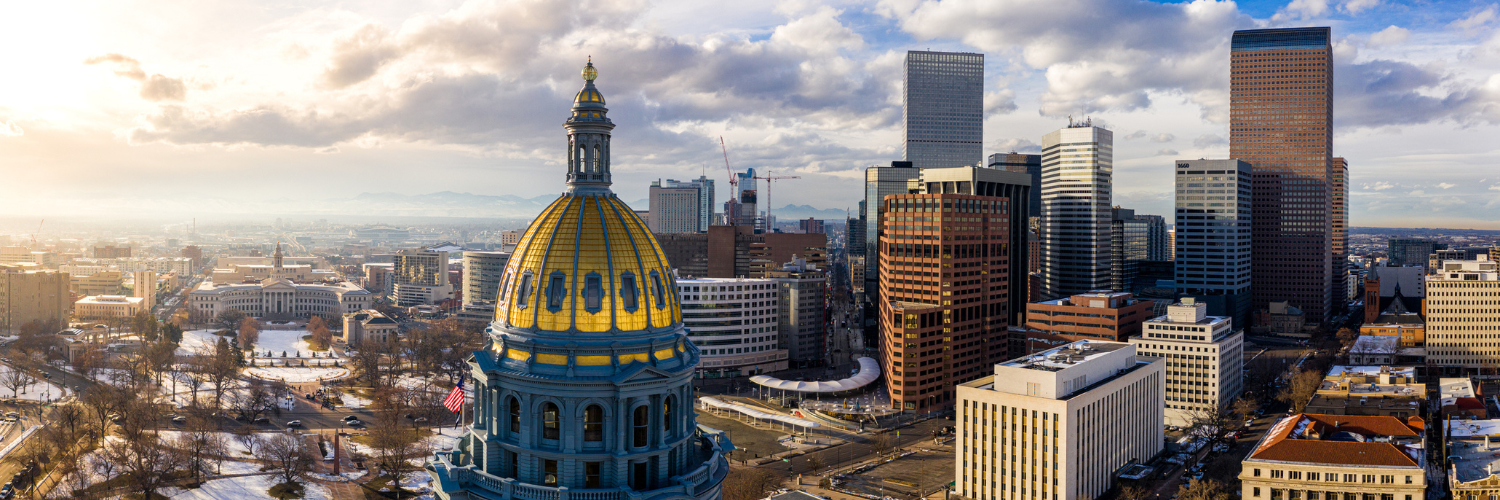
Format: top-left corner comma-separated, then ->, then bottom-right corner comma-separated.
988,153 -> 1042,218
863,161 -> 921,303
848,203 -> 867,300
878,193 -> 1011,411
903,51 -> 984,169
1129,299 -> 1244,427
1425,256 -> 1500,372
648,180 -> 703,234
462,251 -> 511,304
915,166 -> 1033,326
1040,124 -> 1113,299
1230,27 -> 1335,324
1332,157 -> 1348,310
734,168 -> 759,228
768,258 -> 827,368
1135,214 -> 1170,261
956,341 -> 1163,500
1388,239 -> 1441,268
1175,160 -> 1253,329
392,246 -> 453,306
1110,208 -> 1143,293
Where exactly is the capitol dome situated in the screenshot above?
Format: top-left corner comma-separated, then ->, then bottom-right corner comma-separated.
429,60 -> 727,500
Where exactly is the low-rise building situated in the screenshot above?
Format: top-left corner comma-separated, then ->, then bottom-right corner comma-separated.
1441,377 -> 1487,420
1306,366 -> 1423,419
1254,301 -> 1307,337
75,295 -> 145,319
0,267 -> 71,332
1350,335 -> 1402,365
677,278 -> 787,378
70,271 -> 123,296
956,340 -> 1163,500
1360,291 -> 1424,346
342,309 -> 398,346
1024,291 -> 1155,342
1239,413 -> 1426,500
1128,299 -> 1243,427
766,258 -> 825,368
1444,420 -> 1500,500
188,279 -> 372,322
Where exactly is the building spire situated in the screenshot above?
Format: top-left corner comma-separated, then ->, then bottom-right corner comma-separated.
273,241 -> 284,269
564,58 -> 615,193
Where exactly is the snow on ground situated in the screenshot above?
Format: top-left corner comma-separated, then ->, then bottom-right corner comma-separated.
252,330 -> 334,359
246,367 -> 347,383
165,473 -> 332,500
338,391 -> 372,409
179,329 -> 229,355
400,469 -> 434,493
0,365 -> 64,401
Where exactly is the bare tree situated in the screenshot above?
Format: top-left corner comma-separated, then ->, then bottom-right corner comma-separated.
229,379 -> 277,422
80,384 -> 125,439
0,366 -> 35,399
351,342 -> 387,388
71,347 -> 105,381
205,337 -> 241,408
232,426 -> 264,457
98,431 -> 187,500
1231,398 -> 1259,425
368,410 -> 424,489
722,468 -> 781,500
216,308 -> 247,329
1276,368 -> 1325,414
1175,479 -> 1232,500
1118,486 -> 1151,500
308,316 -> 333,351
238,316 -> 260,351
174,416 -> 228,481
262,432 -> 317,492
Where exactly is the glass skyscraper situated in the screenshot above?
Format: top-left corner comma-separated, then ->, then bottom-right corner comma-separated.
903,51 -> 984,169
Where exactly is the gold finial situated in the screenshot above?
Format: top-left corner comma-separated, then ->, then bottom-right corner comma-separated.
582,57 -> 597,82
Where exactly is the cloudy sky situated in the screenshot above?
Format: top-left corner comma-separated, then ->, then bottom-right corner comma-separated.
3,0 -> 1500,227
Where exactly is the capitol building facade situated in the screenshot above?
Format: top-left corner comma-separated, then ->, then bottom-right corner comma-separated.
427,61 -> 728,500
187,244 -> 373,322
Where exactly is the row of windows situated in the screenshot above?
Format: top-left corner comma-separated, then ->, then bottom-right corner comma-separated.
502,269 -> 669,314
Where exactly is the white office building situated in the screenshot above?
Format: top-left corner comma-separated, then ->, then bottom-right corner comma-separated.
1040,124 -> 1113,298
649,177 -> 714,233
903,51 -> 984,169
1426,256 -> 1500,373
677,278 -> 787,378
957,340 -> 1162,500
1129,299 -> 1243,427
1174,159 -> 1253,329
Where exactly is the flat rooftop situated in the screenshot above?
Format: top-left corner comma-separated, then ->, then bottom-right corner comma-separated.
1327,365 -> 1417,378
1450,437 -> 1500,484
1000,340 -> 1126,372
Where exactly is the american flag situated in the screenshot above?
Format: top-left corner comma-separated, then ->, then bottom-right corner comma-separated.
443,377 -> 465,413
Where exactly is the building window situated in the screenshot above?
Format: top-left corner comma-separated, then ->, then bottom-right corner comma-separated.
583,273 -> 603,313
633,405 -> 650,447
543,459 -> 558,486
516,272 -> 533,309
546,272 -> 567,311
620,273 -> 640,311
508,397 -> 520,433
663,396 -> 674,433
585,462 -> 601,489
542,402 -> 560,440
584,405 -> 604,442
650,271 -> 667,310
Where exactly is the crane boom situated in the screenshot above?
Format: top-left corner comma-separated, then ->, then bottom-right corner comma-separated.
750,171 -> 800,230
719,136 -> 738,194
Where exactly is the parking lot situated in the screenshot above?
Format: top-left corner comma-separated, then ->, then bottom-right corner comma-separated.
831,447 -> 953,499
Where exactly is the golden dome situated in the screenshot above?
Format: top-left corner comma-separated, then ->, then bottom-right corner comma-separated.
494,193 -> 681,333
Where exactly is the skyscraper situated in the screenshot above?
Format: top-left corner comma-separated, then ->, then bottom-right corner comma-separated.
431,60 -> 726,500
1332,157 -> 1349,309
1230,27 -> 1335,324
1175,159 -> 1253,329
1040,123 -> 1113,299
878,193 -> 1011,410
648,180 -> 703,234
903,51 -> 984,169
863,161 -> 921,302
1388,239 -> 1441,268
988,153 -> 1042,217
915,166 -> 1033,326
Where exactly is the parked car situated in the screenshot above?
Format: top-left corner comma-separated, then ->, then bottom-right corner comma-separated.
343,415 -> 359,422
346,419 -> 363,427
286,420 -> 301,427
253,417 -> 270,424
172,416 -> 187,423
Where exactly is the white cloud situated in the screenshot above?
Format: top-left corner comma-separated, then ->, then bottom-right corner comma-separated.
1151,133 -> 1174,143
1371,181 -> 1396,191
1192,134 -> 1226,147
993,138 -> 1040,153
1368,25 -> 1409,46
1156,148 -> 1179,156
1438,182 -> 1456,189
1273,0 -> 1330,21
0,121 -> 20,137
1124,130 -> 1147,140
1452,5 -> 1498,35
1340,0 -> 1380,15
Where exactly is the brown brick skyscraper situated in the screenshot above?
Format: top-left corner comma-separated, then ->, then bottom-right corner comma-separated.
878,193 -> 1010,411
1230,27 -> 1335,324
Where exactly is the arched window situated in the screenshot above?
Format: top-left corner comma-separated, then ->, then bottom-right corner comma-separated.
516,272 -> 533,310
508,397 -> 520,434
542,402 -> 560,440
593,145 -> 601,173
584,405 -> 604,442
632,405 -> 649,447
663,396 -> 674,433
620,272 -> 640,311
546,271 -> 567,311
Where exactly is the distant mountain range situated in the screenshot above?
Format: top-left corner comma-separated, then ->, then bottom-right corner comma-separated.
348,192 -> 849,221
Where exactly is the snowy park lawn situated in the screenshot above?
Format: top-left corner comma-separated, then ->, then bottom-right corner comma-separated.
165,473 -> 332,500
0,365 -> 65,401
181,328 -> 337,359
246,367 -> 347,383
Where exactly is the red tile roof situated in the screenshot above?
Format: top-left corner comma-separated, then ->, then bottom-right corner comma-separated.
1248,413 -> 1423,467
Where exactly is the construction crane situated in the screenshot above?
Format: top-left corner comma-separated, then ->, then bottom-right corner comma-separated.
719,136 -> 738,198
751,171 -> 799,230
30,219 -> 43,248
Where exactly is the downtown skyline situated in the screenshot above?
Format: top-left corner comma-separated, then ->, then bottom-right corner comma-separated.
3,0 -> 1500,228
